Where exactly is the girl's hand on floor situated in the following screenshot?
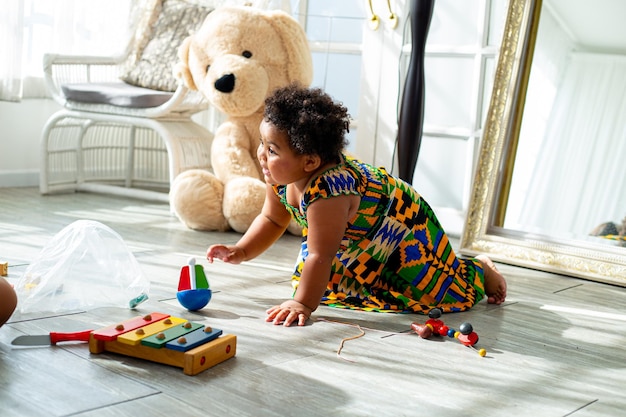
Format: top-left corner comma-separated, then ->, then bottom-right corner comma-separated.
266,300 -> 313,327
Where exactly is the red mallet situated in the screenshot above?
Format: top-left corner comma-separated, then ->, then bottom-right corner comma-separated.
410,322 -> 433,339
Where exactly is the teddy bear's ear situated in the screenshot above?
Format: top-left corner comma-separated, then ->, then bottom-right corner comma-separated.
174,36 -> 198,91
266,11 -> 313,86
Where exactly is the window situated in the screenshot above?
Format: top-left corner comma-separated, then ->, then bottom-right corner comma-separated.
291,0 -> 367,153
1,0 -> 131,100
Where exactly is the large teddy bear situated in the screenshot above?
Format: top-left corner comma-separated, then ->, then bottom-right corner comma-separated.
171,6 -> 313,233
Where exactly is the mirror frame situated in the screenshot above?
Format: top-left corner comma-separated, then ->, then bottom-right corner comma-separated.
459,0 -> 626,286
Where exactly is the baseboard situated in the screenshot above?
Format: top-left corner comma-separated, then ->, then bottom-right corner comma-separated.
0,170 -> 39,188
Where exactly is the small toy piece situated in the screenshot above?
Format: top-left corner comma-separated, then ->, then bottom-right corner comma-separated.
410,322 -> 433,339
425,308 -> 445,335
0,261 -> 8,276
475,348 -> 487,357
413,308 -> 451,339
454,322 -> 486,356
129,292 -> 149,309
177,257 -> 212,311
456,322 -> 479,346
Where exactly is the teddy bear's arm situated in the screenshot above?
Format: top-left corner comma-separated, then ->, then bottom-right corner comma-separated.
211,120 -> 263,183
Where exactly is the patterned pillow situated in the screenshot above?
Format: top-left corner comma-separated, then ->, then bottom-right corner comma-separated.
120,0 -> 213,92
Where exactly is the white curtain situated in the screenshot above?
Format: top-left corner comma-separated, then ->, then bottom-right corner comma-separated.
0,0 -> 25,101
518,53 -> 626,237
0,0 -> 132,102
504,7 -> 571,230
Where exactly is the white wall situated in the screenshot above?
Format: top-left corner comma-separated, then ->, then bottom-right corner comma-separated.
0,99 -> 60,187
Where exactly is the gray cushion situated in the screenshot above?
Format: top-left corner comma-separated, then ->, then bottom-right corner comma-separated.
61,82 -> 174,108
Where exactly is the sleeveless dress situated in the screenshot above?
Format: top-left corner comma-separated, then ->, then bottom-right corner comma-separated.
272,155 -> 485,314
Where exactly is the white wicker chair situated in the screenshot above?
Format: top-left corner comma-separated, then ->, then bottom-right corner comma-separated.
40,2 -> 215,203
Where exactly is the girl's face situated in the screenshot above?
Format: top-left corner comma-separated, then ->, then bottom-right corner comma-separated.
257,119 -> 310,185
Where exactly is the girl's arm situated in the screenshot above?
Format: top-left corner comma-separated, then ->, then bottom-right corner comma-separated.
267,193 -> 358,326
207,184 -> 291,264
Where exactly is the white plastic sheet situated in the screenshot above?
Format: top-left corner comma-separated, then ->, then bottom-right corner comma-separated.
15,220 -> 149,313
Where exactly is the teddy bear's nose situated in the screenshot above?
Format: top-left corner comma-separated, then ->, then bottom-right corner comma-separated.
215,74 -> 235,93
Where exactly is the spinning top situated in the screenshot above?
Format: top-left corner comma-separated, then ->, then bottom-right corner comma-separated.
177,257 -> 212,311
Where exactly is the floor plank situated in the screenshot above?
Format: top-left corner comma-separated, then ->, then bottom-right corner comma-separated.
1,187 -> 625,417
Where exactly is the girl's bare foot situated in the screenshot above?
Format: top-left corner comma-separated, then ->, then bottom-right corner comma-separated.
476,255 -> 507,305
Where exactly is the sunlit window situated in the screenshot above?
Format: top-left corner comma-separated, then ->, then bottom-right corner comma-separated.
1,0 -> 131,99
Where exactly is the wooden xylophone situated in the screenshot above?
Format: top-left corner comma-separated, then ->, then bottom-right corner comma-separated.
88,312 -> 236,375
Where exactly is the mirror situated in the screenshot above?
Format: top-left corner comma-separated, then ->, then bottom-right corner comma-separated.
459,0 -> 626,286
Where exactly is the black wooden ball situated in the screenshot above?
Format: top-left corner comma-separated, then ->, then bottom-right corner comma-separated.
459,322 -> 473,335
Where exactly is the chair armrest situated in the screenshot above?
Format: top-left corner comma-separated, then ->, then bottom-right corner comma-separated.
43,53 -> 127,106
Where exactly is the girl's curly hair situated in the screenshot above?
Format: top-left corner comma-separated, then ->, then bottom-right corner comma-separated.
263,84 -> 350,165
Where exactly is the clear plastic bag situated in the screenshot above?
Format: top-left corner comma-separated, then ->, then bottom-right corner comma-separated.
15,220 -> 149,313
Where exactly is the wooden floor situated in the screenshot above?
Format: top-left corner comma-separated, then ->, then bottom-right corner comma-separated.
1,187 -> 625,417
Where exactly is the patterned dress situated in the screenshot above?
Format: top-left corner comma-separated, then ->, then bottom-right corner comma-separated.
272,155 -> 485,314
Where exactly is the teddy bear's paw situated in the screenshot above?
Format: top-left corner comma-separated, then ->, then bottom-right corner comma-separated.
223,177 -> 266,233
286,219 -> 303,236
170,169 -> 229,231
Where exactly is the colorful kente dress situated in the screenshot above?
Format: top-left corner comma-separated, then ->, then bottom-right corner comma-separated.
272,155 -> 485,314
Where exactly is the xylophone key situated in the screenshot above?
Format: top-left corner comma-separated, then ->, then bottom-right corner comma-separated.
92,313 -> 170,341
141,321 -> 203,349
165,326 -> 223,352
117,316 -> 186,346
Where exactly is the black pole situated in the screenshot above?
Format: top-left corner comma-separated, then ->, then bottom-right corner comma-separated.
397,0 -> 435,184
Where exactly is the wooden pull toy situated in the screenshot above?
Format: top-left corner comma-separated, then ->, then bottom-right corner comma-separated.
450,322 -> 487,357
412,311 -> 487,357
177,257 -> 212,311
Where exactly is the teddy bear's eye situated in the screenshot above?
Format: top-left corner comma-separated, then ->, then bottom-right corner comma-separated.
242,50 -> 252,59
